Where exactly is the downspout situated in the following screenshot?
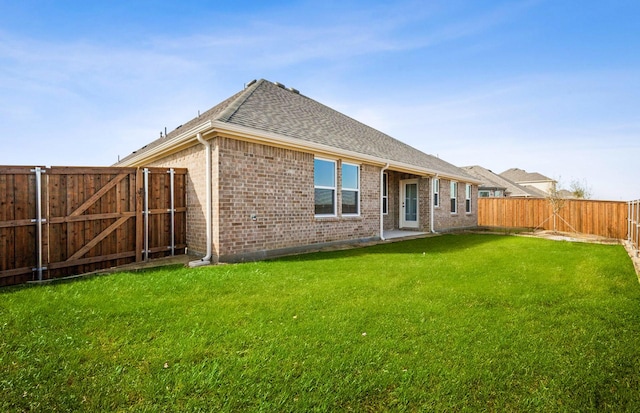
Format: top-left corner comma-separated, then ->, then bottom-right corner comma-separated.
189,132 -> 212,266
430,174 -> 439,234
380,163 -> 389,240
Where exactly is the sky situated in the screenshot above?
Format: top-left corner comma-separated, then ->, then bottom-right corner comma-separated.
1,0 -> 638,201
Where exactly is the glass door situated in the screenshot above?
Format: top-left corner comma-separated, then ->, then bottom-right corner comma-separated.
400,180 -> 419,228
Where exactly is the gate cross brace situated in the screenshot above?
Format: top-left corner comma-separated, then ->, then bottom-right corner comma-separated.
66,216 -> 130,261
69,172 -> 129,217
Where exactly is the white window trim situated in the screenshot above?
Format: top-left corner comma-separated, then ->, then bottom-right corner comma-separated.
341,162 -> 360,216
382,172 -> 388,215
450,181 -> 458,214
314,157 -> 337,217
465,184 -> 472,214
433,178 -> 440,208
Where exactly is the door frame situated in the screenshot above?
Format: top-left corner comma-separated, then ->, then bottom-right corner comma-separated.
399,179 -> 419,229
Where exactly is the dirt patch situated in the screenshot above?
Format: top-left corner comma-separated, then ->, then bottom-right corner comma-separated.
518,230 -> 621,245
513,230 -> 639,280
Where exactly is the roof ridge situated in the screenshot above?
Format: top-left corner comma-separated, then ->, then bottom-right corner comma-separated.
216,79 -> 265,123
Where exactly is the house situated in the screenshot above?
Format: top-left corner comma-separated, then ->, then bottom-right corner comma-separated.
500,168 -> 556,195
117,79 -> 480,263
461,166 -> 507,197
462,165 -> 547,198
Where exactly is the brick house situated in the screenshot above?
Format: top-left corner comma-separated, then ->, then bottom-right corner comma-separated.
117,79 -> 480,263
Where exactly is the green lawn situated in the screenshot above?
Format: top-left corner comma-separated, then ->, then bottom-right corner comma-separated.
2,234 -> 640,412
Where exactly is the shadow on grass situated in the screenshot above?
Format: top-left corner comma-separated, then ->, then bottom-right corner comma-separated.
0,235 -> 509,291
274,233 -> 510,263
0,264 -> 186,294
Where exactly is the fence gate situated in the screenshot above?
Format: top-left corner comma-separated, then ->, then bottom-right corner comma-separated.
0,166 -> 186,287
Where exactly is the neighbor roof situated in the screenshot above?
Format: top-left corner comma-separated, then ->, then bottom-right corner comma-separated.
462,165 -> 545,197
500,168 -> 554,184
118,79 -> 477,182
461,166 -> 507,191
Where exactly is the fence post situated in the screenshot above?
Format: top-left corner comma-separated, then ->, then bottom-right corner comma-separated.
143,168 -> 150,262
629,200 -> 632,243
30,167 -> 47,281
636,200 -> 640,257
168,168 -> 175,256
134,168 -> 144,262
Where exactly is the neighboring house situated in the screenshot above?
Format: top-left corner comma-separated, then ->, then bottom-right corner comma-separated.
462,165 -> 547,198
461,166 -> 507,197
117,79 -> 480,263
500,168 -> 557,195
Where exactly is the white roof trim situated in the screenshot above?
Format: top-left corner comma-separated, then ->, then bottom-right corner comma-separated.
119,119 -> 481,184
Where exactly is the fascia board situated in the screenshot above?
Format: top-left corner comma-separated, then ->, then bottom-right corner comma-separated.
117,121 -> 213,167
212,121 -> 482,184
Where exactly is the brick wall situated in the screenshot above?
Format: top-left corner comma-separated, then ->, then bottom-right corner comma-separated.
418,177 -> 431,232
146,136 -> 478,261
383,174 -> 478,233
433,178 -> 478,231
384,172 -> 431,232
384,172 -> 399,230
216,137 -> 380,261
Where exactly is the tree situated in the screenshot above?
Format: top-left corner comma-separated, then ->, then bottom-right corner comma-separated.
545,186 -> 566,233
569,179 -> 592,199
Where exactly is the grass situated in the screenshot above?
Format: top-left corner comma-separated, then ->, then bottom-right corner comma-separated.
1,234 -> 640,412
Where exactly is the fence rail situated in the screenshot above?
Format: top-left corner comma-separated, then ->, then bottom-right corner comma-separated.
478,198 -> 628,240
629,200 -> 640,257
0,166 -> 186,287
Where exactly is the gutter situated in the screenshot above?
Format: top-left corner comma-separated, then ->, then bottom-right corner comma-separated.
380,163 -> 390,240
431,174 -> 439,234
117,121 -> 213,167
189,132 -> 212,267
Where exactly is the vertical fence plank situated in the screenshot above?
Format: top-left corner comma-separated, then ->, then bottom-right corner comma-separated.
0,173 -> 8,278
629,200 -> 640,257
0,167 -> 40,286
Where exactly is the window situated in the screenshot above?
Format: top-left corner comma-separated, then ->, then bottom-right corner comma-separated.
433,178 -> 439,207
382,173 -> 388,214
465,184 -> 472,213
342,162 -> 360,215
479,190 -> 490,198
450,181 -> 458,214
495,190 -> 503,197
314,158 -> 336,216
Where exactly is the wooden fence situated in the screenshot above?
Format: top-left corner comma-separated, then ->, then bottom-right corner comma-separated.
629,200 -> 640,257
478,198 -> 628,239
0,166 -> 186,287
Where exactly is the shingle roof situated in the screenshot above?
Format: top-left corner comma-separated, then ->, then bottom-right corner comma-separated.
461,166 -> 507,190
522,185 -> 548,198
462,165 -> 546,197
119,79 -> 475,181
500,168 -> 554,183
